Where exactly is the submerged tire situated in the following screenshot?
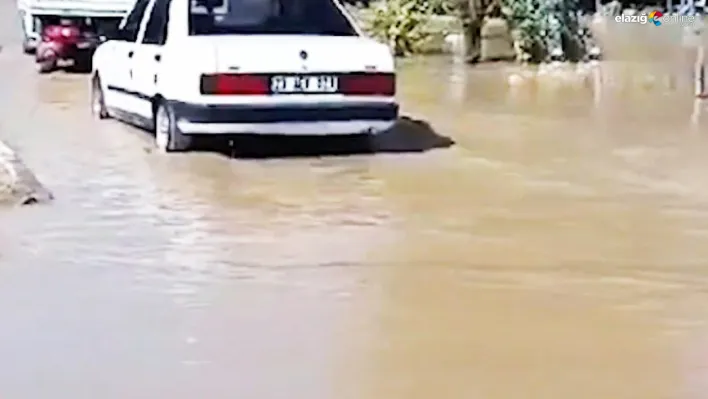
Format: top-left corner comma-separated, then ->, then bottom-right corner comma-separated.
154,102 -> 193,153
36,59 -> 55,74
22,36 -> 35,55
90,76 -> 110,120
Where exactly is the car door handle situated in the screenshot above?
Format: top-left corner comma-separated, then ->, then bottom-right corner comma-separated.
128,51 -> 134,58
154,54 -> 161,62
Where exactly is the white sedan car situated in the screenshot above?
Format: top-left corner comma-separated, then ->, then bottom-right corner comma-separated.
90,0 -> 399,153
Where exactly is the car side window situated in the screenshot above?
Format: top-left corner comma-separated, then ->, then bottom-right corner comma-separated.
118,0 -> 152,42
142,0 -> 171,45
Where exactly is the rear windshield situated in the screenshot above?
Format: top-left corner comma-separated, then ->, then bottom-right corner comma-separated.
188,0 -> 358,36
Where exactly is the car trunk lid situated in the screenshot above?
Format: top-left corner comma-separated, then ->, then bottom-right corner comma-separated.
206,35 -> 392,74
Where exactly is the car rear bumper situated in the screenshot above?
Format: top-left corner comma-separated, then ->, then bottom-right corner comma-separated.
169,100 -> 398,136
36,40 -> 98,61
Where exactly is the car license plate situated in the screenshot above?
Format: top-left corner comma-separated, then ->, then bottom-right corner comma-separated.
76,42 -> 91,49
270,75 -> 338,94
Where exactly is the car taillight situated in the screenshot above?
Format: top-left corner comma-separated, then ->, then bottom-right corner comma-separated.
340,73 -> 395,96
44,26 -> 79,40
200,74 -> 268,95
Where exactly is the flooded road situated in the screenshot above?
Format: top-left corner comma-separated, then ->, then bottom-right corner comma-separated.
3,4 -> 708,398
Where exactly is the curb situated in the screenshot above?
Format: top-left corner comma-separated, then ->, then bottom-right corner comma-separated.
0,140 -> 53,206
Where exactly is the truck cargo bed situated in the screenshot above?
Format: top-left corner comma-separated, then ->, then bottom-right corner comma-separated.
21,0 -> 133,17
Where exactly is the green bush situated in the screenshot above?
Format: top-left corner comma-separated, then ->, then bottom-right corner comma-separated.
502,0 -> 550,62
366,0 -> 442,56
356,0 -> 594,62
428,0 -> 457,14
502,0 -> 591,63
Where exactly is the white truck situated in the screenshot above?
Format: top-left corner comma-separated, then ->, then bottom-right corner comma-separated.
17,0 -> 134,54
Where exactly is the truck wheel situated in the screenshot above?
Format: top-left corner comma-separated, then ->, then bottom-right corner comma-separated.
21,34 -> 35,55
91,76 -> 110,119
22,40 -> 35,55
154,102 -> 192,153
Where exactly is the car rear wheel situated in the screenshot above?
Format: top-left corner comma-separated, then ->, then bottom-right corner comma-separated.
154,102 -> 192,153
36,57 -> 55,74
90,76 -> 109,119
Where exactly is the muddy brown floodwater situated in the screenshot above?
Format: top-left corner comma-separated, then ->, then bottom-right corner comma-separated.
3,4 -> 708,398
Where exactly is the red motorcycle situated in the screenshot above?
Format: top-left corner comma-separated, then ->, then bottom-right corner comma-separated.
35,20 -> 100,74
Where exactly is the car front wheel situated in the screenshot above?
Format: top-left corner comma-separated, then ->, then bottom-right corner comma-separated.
36,58 -> 55,74
90,76 -> 110,119
154,102 -> 193,153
